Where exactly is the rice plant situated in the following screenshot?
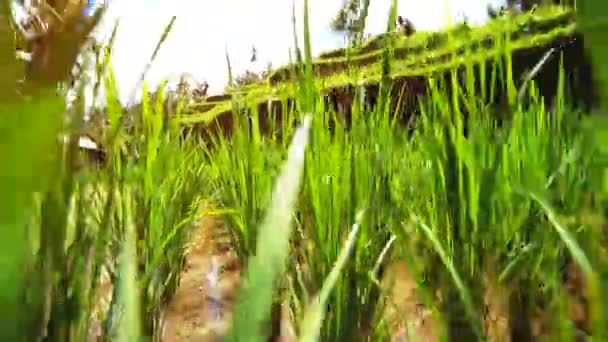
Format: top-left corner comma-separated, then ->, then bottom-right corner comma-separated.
2,1 -> 608,342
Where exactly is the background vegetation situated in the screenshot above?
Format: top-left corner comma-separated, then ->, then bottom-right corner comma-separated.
1,0 -> 608,341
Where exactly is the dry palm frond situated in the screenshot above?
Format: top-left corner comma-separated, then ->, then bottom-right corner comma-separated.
11,0 -> 105,91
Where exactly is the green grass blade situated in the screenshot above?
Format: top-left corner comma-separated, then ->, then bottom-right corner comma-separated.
229,115 -> 312,342
298,210 -> 364,342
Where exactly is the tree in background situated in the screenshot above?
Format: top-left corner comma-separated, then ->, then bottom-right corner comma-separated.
230,62 -> 273,90
488,0 -> 574,19
507,0 -> 574,11
175,73 -> 209,101
330,0 -> 370,46
8,0 -> 102,92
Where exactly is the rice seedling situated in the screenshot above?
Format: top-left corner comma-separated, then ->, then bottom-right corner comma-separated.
201,3 -> 608,341
1,9 -> 209,337
3,1 -> 608,342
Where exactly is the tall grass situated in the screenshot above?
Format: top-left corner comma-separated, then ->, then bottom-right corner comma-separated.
0,42 -> 208,340
202,4 -> 608,342
2,2 -> 608,342
207,70 -> 608,341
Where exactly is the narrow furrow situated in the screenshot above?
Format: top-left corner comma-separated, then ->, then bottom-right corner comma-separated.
161,216 -> 241,341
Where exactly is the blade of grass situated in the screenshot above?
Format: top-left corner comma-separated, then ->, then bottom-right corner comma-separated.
298,210 -> 365,342
229,115 -> 312,342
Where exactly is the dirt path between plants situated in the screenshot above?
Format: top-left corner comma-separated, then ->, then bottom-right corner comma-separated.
161,215 -> 241,342
159,212 -> 445,342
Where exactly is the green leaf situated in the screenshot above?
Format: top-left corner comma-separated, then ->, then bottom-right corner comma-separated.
229,115 -> 312,342
578,0 -> 608,111
0,94 -> 64,340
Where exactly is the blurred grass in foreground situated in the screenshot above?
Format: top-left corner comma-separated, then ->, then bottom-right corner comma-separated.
2,1 -> 608,341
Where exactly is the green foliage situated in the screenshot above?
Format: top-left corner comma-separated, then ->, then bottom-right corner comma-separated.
229,115 -> 312,342
2,2 -> 608,342
0,51 -> 208,341
330,0 -> 362,33
330,0 -> 370,45
232,65 -> 272,90
578,0 -> 608,112
201,5 -> 608,341
204,61 -> 608,340
178,7 -> 577,125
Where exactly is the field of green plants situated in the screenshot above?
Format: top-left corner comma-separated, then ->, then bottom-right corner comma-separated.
178,5 -> 580,125
2,1 -> 608,341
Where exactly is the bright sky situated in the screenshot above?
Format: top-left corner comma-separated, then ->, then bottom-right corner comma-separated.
94,0 -> 506,103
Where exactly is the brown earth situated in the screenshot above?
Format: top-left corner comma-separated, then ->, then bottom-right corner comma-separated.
87,265 -> 114,341
158,214 -> 443,342
161,215 -> 241,342
379,260 -> 443,342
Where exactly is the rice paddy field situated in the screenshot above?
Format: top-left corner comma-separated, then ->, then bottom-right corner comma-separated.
2,1 -> 608,341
